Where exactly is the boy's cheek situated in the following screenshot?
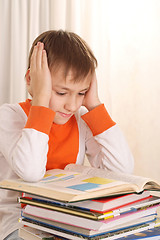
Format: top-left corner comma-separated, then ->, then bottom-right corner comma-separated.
78,99 -> 84,109
49,97 -> 63,112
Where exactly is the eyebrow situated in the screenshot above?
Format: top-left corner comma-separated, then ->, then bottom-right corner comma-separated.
55,86 -> 89,92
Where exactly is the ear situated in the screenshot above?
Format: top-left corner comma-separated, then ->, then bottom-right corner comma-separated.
25,69 -> 31,86
25,69 -> 33,96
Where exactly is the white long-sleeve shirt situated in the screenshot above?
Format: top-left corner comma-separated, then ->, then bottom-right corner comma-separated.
0,99 -> 134,239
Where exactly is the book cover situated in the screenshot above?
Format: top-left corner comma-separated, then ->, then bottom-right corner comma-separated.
0,164 -> 160,202
117,225 -> 160,239
69,191 -> 151,212
18,196 -> 109,220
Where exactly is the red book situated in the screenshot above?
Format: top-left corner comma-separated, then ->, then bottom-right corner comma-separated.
70,191 -> 151,213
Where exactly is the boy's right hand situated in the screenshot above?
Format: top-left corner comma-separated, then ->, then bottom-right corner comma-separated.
29,42 -> 52,108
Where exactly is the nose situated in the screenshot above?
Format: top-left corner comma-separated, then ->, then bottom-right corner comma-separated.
64,95 -> 79,112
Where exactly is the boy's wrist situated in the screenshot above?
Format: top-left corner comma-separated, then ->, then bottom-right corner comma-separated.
32,96 -> 50,108
82,104 -> 116,136
25,105 -> 55,135
85,100 -> 102,111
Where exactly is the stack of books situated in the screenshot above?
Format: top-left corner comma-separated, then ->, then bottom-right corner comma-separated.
1,163 -> 160,239
18,191 -> 160,239
18,224 -> 160,240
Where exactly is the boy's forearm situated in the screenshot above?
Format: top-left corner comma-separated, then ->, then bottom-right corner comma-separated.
81,104 -> 134,174
0,104 -> 52,182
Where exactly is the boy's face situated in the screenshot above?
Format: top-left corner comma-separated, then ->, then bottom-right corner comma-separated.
49,67 -> 91,125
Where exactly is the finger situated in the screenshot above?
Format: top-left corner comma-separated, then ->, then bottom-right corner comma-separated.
36,42 -> 44,69
30,45 -> 38,71
42,49 -> 49,69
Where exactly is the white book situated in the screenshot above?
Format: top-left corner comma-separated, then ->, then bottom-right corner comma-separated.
21,213 -> 157,237
22,204 -> 159,231
19,218 -> 158,240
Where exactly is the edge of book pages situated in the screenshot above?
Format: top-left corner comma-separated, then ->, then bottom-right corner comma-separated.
19,217 -> 160,240
18,194 -> 160,221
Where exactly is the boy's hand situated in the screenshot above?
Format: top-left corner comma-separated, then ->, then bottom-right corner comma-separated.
83,71 -> 101,111
30,42 -> 52,108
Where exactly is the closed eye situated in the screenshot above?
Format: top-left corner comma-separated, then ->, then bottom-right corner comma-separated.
56,92 -> 66,96
79,91 -> 87,96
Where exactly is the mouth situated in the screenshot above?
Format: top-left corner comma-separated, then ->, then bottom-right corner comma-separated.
58,112 -> 72,118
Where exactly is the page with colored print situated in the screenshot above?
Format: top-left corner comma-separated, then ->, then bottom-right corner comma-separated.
0,163 -> 160,202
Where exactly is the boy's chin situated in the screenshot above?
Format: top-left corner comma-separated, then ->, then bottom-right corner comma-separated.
53,116 -> 71,125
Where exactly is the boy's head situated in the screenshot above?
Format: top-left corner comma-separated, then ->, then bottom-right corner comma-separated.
28,30 -> 97,81
27,30 -> 98,125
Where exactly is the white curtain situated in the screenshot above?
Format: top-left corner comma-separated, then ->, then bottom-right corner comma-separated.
0,0 -> 160,181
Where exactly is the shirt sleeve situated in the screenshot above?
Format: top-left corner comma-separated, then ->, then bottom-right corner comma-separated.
79,105 -> 134,174
0,104 -> 54,182
81,104 -> 116,136
25,106 -> 55,135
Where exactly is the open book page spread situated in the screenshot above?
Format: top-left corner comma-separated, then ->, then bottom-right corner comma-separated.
0,164 -> 160,202
40,169 -> 126,192
9,168 -> 126,195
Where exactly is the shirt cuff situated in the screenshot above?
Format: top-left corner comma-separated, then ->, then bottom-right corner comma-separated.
81,104 -> 116,136
25,106 -> 55,135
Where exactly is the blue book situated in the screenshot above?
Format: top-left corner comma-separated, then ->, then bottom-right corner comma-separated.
117,225 -> 160,239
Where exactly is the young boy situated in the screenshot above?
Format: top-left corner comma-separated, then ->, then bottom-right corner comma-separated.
0,30 -> 134,240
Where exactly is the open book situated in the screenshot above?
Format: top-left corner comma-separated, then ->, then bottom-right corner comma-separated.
0,164 -> 160,202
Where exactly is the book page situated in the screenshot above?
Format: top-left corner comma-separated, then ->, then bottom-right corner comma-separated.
0,165 -> 131,202
34,168 -> 126,194
65,164 -> 160,192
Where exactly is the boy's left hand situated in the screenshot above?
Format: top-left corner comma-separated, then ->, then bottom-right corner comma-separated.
82,71 -> 101,111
